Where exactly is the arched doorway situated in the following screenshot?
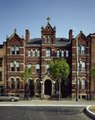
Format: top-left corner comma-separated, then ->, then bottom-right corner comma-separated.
28,79 -> 34,97
44,80 -> 52,95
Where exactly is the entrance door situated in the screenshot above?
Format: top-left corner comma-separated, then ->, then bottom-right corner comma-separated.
29,79 -> 34,97
44,80 -> 52,95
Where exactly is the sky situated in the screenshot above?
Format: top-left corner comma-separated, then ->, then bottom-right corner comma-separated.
0,0 -> 95,43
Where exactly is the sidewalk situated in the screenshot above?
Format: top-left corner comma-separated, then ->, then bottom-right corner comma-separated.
0,99 -> 95,106
86,105 -> 95,119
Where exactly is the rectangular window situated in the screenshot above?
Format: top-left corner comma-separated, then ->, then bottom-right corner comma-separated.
16,62 -> 20,71
28,51 -> 31,57
36,64 -> 40,73
66,50 -> 69,57
46,49 -> 51,57
16,46 -> 20,54
81,62 -> 86,71
61,50 -> 64,57
0,59 -> 2,67
0,72 -> 2,81
11,46 -> 15,54
57,50 -> 60,57
10,62 -> 15,71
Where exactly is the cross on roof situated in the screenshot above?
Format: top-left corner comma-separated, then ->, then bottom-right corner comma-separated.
47,17 -> 50,23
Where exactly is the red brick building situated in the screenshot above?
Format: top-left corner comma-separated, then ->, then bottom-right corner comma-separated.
0,18 -> 95,100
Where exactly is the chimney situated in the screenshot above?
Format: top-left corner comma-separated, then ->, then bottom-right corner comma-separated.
69,29 -> 73,41
25,29 -> 30,42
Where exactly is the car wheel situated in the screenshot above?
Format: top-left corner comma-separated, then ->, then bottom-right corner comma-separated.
11,98 -> 15,102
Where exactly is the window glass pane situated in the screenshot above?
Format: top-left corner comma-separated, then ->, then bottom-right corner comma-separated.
10,62 -> 14,67
66,50 -> 69,57
32,51 -> 35,57
27,64 -> 32,68
16,62 -> 20,67
36,64 -> 40,69
61,50 -> 64,57
57,50 -> 59,57
28,51 -> 31,57
46,48 -> 51,57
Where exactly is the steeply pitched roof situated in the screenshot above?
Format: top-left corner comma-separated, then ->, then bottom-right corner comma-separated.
26,38 -> 70,47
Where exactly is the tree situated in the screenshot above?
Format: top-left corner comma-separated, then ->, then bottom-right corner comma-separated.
49,58 -> 70,100
21,66 -> 32,99
91,66 -> 95,93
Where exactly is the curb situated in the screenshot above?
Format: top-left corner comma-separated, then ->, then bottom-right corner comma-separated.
85,105 -> 95,119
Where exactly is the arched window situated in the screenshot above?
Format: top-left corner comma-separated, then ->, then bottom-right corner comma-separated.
81,79 -> 86,90
81,62 -> 86,71
46,48 -> 51,57
78,79 -> 81,90
10,78 -> 15,89
16,78 -> 20,89
10,62 -> 15,71
36,64 -> 40,73
16,46 -> 20,54
46,64 -> 49,73
16,62 -> 20,71
11,46 -> 15,54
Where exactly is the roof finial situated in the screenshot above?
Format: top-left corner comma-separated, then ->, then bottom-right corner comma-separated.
47,17 -> 50,23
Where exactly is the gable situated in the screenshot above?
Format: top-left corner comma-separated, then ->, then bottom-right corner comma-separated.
76,31 -> 87,44
7,33 -> 23,46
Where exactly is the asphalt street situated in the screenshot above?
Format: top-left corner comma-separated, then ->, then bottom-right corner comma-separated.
0,106 -> 92,120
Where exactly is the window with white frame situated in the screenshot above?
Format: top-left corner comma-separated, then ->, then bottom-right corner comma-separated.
11,46 -> 15,54
57,50 -> 60,57
27,64 -> 32,69
46,64 -> 49,73
28,51 -> 31,57
16,46 -> 20,54
36,64 -> 40,73
16,62 -> 20,71
11,45 -> 20,55
78,45 -> 86,55
37,50 -> 40,57
10,62 -> 15,71
81,79 -> 86,90
61,50 -> 64,57
81,62 -> 86,71
46,48 -> 51,57
78,79 -> 81,90
32,50 -> 35,57
66,50 -> 69,57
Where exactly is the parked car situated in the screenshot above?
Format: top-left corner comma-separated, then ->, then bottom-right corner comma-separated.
0,94 -> 19,102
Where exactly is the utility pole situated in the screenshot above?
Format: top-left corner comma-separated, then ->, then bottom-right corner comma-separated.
76,38 -> 78,101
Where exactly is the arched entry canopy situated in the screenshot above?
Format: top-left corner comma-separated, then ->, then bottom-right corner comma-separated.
41,75 -> 55,98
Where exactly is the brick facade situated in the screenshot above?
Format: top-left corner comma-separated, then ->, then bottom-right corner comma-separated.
0,18 -> 95,100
